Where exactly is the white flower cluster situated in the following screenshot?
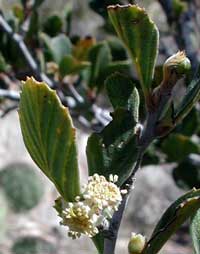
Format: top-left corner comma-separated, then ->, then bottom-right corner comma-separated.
61,174 -> 126,239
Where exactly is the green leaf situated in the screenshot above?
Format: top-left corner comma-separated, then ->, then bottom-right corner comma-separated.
73,37 -> 95,61
87,42 -> 131,91
87,73 -> 139,185
40,33 -> 72,63
108,4 -> 159,99
92,234 -> 104,254
107,37 -> 128,61
0,53 -> 9,72
64,2 -> 73,34
43,15 -> 63,37
173,154 -> 200,190
13,4 -> 24,23
191,208 -> 200,254
174,68 -> 200,124
88,60 -> 131,92
25,11 -> 39,40
34,0 -> 45,8
142,189 -> 200,254
88,42 -> 112,89
54,197 -> 63,215
87,108 -> 137,186
59,55 -> 90,77
172,0 -> 187,17
105,60 -> 131,74
152,65 -> 163,89
161,133 -> 200,162
106,73 -> 140,122
19,77 -> 80,201
51,34 -> 72,63
176,108 -> 200,137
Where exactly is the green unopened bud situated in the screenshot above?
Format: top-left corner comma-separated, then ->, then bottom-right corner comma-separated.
151,51 -> 191,110
128,233 -> 146,254
163,51 -> 191,82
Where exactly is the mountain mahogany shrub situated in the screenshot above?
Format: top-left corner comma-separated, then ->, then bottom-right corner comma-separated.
0,1 -> 200,174
18,4 -> 200,254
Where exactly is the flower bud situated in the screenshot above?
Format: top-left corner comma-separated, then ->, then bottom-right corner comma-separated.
128,233 -> 146,254
163,51 -> 191,82
151,51 -> 191,109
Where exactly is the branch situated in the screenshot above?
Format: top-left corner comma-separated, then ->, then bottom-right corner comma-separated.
103,148 -> 144,254
103,196 -> 128,254
1,104 -> 18,117
0,86 -> 111,132
0,89 -> 20,100
0,14 -> 54,87
102,75 -> 179,253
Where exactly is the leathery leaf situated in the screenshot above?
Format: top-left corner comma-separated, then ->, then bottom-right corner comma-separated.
142,189 -> 200,254
108,4 -> 159,99
19,77 -> 80,202
86,108 -> 138,187
174,67 -> 200,124
106,72 -> 140,122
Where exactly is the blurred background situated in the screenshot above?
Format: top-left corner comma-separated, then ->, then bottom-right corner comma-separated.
0,0 -> 200,253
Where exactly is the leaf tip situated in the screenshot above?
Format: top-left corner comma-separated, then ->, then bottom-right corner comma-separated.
107,4 -> 145,12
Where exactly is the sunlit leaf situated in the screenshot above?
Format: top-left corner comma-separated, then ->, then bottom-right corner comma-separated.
40,33 -> 72,63
108,4 -> 159,99
19,77 -> 80,201
88,41 -> 112,89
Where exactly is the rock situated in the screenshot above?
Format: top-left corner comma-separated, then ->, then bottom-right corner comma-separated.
70,0 -> 104,37
12,237 -> 56,254
0,163 -> 44,212
0,111 -> 28,167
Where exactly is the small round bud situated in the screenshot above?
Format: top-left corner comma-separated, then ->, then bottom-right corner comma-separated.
128,233 -> 146,254
163,51 -> 191,81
